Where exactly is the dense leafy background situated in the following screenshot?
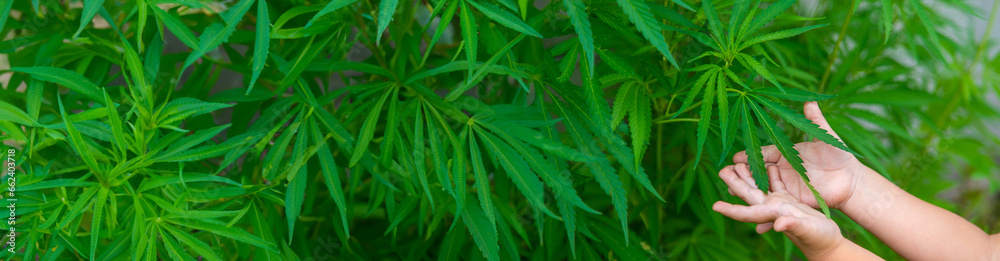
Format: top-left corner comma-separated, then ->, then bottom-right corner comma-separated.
0,0 -> 998,260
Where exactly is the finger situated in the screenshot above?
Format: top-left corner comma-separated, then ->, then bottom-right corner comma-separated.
773,216 -> 800,235
756,222 -> 774,234
767,165 -> 785,193
760,145 -> 781,163
803,102 -> 841,141
712,201 -> 777,223
719,166 -> 765,204
728,188 -> 734,196
734,145 -> 782,164
734,163 -> 757,188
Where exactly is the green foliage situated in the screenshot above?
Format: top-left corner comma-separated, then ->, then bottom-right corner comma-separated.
0,0 -> 996,260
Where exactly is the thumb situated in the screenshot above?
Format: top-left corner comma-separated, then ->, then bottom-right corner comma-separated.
773,215 -> 800,235
803,102 -> 841,141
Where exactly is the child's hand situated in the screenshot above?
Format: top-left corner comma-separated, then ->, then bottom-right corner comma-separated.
732,101 -> 867,209
713,163 -> 846,260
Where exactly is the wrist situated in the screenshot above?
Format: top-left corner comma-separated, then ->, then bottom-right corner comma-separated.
834,163 -> 874,210
805,234 -> 847,261
839,166 -> 894,226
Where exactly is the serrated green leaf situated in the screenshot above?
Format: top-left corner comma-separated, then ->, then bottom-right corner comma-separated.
694,69 -> 718,168
423,0 -> 460,63
483,119 -> 594,162
158,226 -> 194,261
563,0 -> 594,76
475,128 -> 558,218
719,97 -> 743,165
672,68 -> 717,120
74,0 -> 105,38
723,67 -> 750,89
13,67 -> 104,104
144,194 -> 242,219
350,86 -> 393,166
701,0 -> 723,42
20,179 -> 96,192
165,217 -> 276,252
746,96 -> 831,217
730,0 -> 750,42
737,96 -> 767,191
752,87 -> 835,101
671,0 -> 695,12
96,234 -> 131,261
751,95 -> 860,157
616,0 -> 679,68
648,3 -> 699,29
376,0 -> 399,43
735,53 -> 783,92
90,187 -> 108,261
101,90 -> 129,159
182,0 -> 254,71
412,103 -> 435,208
739,24 -> 827,51
596,47 -> 638,78
461,197 -> 500,261
161,224 -> 223,261
263,117 -> 301,179
60,185 -> 99,229
467,129 -> 496,225
285,163 -> 306,242
460,0 -> 478,80
285,109 -> 313,181
0,100 -> 36,127
742,0 -> 794,41
157,136 -> 250,162
57,95 -> 102,176
158,97 -> 233,126
716,72 -> 729,163
629,84 -> 651,173
308,119 -> 349,238
611,82 -> 632,130
248,0 -> 270,94
469,0 -> 542,38
446,34 -> 527,101
278,33 -> 337,89
556,42 -> 579,82
150,6 -> 198,49
478,120 -> 600,214
138,173 -> 241,192
306,0 -> 358,28
157,124 -> 230,160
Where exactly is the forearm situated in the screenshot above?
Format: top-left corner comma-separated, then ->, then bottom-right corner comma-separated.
805,237 -> 883,261
841,167 -> 993,260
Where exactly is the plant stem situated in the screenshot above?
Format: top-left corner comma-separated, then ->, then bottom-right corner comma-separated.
660,101 -> 702,120
654,118 -> 699,124
818,0 -> 858,93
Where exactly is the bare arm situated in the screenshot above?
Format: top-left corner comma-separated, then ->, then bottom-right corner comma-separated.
810,238 -> 883,261
841,167 -> 996,261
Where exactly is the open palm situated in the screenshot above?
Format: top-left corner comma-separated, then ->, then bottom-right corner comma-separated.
733,102 -> 864,209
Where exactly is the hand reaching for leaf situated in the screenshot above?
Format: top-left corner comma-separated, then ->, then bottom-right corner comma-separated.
733,101 -> 868,209
713,164 -> 883,261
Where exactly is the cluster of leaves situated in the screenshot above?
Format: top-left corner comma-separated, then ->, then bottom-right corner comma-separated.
0,0 -> 996,260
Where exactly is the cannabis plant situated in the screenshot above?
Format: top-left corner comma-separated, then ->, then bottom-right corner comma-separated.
0,0 -> 996,260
